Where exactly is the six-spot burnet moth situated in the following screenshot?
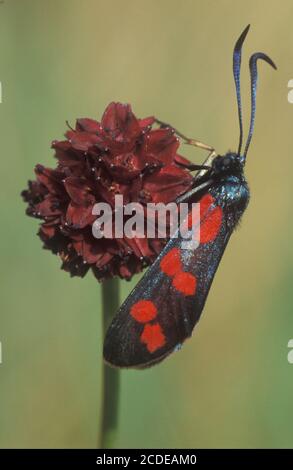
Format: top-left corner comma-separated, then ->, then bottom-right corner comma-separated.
103,25 -> 277,368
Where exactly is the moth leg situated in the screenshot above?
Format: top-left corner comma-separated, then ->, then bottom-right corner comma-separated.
154,118 -> 215,153
177,148 -> 219,172
176,178 -> 214,203
176,161 -> 211,171
184,152 -> 216,192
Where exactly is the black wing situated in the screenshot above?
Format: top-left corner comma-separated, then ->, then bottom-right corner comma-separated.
103,193 -> 233,368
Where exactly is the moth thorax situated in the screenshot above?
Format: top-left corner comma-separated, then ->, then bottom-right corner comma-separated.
211,175 -> 250,217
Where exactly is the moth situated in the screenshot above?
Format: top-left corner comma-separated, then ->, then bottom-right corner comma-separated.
103,25 -> 276,368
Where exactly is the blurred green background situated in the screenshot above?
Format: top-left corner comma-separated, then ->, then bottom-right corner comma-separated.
0,0 -> 293,448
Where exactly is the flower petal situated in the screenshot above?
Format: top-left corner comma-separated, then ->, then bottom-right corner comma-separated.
101,102 -> 141,141
66,202 -> 95,229
142,128 -> 179,165
143,165 -> 192,203
64,177 -> 94,205
76,118 -> 102,133
139,116 -> 155,128
65,130 -> 102,152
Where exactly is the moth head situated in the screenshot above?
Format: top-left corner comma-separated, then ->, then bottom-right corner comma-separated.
212,153 -> 245,176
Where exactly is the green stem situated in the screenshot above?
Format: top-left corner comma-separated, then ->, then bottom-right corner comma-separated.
100,277 -> 120,449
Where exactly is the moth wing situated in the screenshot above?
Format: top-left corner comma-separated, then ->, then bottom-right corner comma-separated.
104,194 -> 232,368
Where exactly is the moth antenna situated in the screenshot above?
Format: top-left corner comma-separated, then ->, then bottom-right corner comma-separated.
243,52 -> 277,158
233,24 -> 250,156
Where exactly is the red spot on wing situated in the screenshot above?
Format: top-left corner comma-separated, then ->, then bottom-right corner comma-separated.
186,193 -> 214,230
160,247 -> 182,276
186,193 -> 222,244
200,193 -> 215,216
200,205 -> 222,243
185,206 -> 199,231
172,271 -> 197,296
140,323 -> 166,353
130,300 -> 158,323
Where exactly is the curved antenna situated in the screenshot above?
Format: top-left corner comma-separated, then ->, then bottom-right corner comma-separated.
233,24 -> 250,156
243,52 -> 277,158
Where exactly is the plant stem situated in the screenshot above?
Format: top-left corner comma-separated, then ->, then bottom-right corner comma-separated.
100,277 -> 120,449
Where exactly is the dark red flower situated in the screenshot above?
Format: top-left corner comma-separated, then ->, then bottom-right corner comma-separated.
22,102 -> 193,281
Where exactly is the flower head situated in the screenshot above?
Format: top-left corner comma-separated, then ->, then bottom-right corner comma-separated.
22,102 -> 193,281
